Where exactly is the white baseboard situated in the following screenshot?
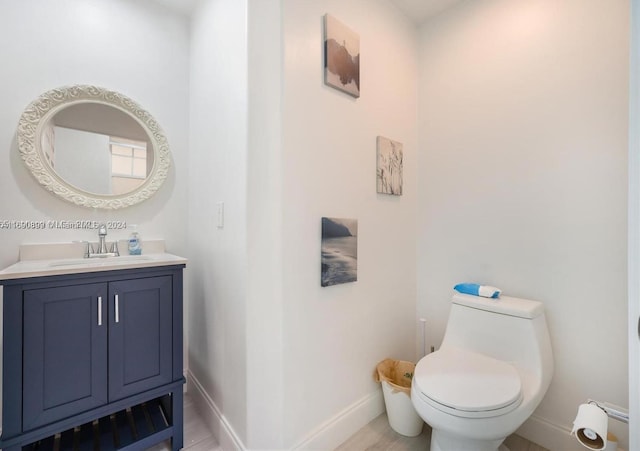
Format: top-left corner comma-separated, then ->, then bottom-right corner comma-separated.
187,376 -> 586,451
516,414 -> 582,451
291,390 -> 385,450
187,369 -> 384,450
186,370 -> 246,451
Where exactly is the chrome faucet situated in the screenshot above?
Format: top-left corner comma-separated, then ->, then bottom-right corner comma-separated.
85,223 -> 120,258
97,223 -> 109,254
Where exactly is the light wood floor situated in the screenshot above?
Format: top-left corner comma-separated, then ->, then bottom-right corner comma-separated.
150,394 -> 547,451
148,393 -> 221,451
335,412 -> 549,451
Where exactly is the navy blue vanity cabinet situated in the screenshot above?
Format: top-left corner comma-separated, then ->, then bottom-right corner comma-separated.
23,282 -> 109,431
108,276 -> 174,402
0,265 -> 185,451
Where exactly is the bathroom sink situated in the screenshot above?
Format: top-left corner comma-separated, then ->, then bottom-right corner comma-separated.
48,255 -> 154,267
0,241 -> 187,281
1,254 -> 177,279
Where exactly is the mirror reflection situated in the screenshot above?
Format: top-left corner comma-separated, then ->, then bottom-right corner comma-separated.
42,103 -> 155,196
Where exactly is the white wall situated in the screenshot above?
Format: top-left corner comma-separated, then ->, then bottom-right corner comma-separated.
187,1 -> 418,447
246,0 -> 284,447
417,1 -> 629,449
629,2 -> 640,448
187,0 -> 249,447
0,0 -> 189,263
281,1 -> 419,447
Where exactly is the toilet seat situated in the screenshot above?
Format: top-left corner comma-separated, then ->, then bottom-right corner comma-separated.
413,347 -> 523,419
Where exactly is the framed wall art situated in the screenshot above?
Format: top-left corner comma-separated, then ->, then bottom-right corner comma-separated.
324,14 -> 360,98
321,217 -> 358,287
376,136 -> 403,195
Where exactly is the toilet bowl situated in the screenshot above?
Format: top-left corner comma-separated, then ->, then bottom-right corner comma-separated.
411,293 -> 553,451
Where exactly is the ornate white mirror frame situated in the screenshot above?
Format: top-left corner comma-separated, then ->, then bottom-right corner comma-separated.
17,85 -> 171,209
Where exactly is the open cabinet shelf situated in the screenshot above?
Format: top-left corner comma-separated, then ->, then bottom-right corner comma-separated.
23,395 -> 175,451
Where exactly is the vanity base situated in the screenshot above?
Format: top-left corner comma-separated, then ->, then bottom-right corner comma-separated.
17,393 -> 181,451
0,265 -> 186,451
1,386 -> 183,451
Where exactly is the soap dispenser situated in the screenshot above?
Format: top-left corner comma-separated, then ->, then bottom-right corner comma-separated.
128,225 -> 142,255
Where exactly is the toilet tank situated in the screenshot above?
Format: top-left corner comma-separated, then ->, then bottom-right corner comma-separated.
441,293 -> 553,377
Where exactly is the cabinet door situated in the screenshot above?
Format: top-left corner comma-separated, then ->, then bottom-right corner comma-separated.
108,276 -> 173,401
23,283 -> 108,431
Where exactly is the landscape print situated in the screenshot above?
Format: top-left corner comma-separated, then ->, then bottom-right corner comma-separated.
321,217 -> 358,287
376,136 -> 403,195
324,14 -> 360,98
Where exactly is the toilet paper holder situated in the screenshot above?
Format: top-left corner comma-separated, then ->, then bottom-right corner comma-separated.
572,400 -> 628,450
584,399 -> 629,423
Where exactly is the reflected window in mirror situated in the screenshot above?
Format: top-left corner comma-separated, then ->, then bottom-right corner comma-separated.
110,138 -> 148,195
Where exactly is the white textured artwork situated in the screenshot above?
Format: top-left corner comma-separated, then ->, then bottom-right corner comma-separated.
376,136 -> 403,195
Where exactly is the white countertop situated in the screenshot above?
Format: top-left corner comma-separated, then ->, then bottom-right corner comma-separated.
0,241 -> 187,281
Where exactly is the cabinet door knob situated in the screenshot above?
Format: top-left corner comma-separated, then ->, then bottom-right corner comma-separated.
115,294 -> 119,323
98,296 -> 102,326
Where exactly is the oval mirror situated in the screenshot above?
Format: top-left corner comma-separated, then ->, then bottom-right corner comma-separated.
17,85 -> 170,209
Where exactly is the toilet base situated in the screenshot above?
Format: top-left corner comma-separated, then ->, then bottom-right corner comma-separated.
430,429 -> 508,451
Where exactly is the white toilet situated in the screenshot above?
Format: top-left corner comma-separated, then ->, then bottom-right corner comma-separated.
411,293 -> 553,451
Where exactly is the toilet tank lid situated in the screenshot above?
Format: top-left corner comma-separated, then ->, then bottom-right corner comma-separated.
452,293 -> 544,319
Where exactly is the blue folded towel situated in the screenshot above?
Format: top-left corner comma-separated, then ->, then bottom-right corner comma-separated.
454,283 -> 501,299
